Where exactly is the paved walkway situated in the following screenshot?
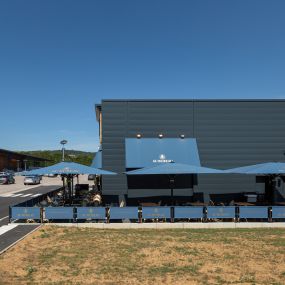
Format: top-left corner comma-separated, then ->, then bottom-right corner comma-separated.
40,222 -> 285,229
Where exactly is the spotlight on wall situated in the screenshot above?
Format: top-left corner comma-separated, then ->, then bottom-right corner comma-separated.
180,134 -> 185,139
158,133 -> 163,139
136,133 -> 142,139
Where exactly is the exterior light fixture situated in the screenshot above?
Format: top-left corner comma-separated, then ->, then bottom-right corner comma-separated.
158,133 -> 163,139
136,134 -> 142,139
180,134 -> 185,139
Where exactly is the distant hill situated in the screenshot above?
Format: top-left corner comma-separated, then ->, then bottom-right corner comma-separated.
19,150 -> 95,166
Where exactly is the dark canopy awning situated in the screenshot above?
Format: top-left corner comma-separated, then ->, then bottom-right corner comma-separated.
125,138 -> 201,169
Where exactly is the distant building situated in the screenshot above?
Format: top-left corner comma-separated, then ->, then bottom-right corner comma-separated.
0,149 -> 48,171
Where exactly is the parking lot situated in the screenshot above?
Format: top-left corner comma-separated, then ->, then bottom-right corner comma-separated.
0,175 -> 95,253
0,175 -> 92,197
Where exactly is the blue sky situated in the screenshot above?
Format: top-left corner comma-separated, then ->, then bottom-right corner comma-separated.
1,0 -> 285,152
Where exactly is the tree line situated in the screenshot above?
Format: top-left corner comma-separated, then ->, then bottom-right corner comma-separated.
19,150 -> 95,166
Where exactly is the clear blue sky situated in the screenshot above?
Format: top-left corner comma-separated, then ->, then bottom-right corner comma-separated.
1,0 -> 285,152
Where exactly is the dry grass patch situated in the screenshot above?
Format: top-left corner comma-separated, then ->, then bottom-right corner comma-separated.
0,227 -> 285,284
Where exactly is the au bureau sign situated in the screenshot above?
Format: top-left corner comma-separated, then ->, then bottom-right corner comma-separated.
153,154 -> 173,163
11,207 -> 41,220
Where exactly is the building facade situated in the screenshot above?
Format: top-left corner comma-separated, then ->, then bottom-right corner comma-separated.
0,149 -> 48,172
95,100 -> 285,203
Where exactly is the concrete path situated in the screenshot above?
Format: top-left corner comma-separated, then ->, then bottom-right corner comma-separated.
41,222 -> 285,229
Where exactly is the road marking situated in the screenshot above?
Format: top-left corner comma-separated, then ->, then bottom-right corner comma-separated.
21,194 -> 32,197
0,216 -> 9,222
0,193 -> 43,198
11,193 -> 25,197
0,224 -> 18,236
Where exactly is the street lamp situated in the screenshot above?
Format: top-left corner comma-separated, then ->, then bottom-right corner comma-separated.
23,159 -> 28,171
60,140 -> 68,161
16,160 -> 20,172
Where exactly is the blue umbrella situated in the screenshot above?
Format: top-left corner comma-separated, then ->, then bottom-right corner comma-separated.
126,162 -> 224,175
126,162 -> 223,205
226,162 -> 285,204
226,162 -> 285,175
18,161 -> 116,176
17,161 -> 116,205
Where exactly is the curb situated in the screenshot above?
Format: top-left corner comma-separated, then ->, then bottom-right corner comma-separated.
39,222 -> 285,229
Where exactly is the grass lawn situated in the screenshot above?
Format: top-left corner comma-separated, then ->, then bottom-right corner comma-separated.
0,226 -> 285,284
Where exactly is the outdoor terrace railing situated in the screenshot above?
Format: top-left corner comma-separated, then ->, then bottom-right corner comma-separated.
10,205 -> 285,223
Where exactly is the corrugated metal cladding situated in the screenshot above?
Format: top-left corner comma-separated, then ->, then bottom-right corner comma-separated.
101,100 -> 285,198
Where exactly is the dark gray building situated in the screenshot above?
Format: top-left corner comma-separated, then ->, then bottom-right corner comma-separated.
94,99 -> 285,204
0,149 -> 48,172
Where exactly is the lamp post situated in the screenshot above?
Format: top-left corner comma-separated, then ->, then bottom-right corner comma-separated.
16,160 -> 20,172
60,140 -> 68,161
23,159 -> 28,171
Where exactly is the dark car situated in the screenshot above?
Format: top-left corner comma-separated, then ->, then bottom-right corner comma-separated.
0,174 -> 15,185
88,174 -> 95,180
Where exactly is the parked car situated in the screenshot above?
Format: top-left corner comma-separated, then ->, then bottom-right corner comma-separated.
2,169 -> 15,175
0,174 -> 15,184
24,175 -> 41,185
88,174 -> 95,180
44,174 -> 58,178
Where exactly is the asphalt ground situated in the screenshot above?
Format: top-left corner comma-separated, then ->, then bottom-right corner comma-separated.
0,175 -> 92,225
0,224 -> 40,253
0,184 -> 62,226
0,180 -> 61,252
0,175 -> 62,195
0,175 -> 93,254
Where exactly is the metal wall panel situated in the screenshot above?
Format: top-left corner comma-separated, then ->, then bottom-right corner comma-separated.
101,102 -> 128,195
101,100 -> 285,199
101,101 -> 194,196
195,101 -> 285,196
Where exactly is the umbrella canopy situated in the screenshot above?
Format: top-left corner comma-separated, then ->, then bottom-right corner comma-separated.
126,162 -> 224,175
126,162 -> 223,207
18,161 -> 116,176
225,162 -> 285,175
